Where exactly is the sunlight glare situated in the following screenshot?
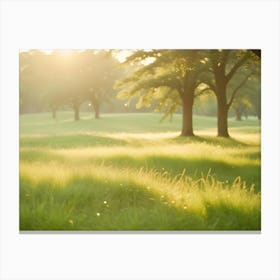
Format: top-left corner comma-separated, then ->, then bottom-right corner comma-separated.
57,49 -> 75,58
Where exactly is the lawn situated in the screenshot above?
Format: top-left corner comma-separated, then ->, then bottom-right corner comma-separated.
20,112 -> 261,230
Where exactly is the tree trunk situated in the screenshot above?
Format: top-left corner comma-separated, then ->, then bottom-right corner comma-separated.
92,101 -> 100,119
73,103 -> 80,121
181,98 -> 194,136
214,76 -> 230,137
52,108 -> 57,119
217,98 -> 229,137
235,108 -> 242,121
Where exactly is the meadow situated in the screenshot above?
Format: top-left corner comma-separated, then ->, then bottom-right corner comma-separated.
20,112 -> 261,231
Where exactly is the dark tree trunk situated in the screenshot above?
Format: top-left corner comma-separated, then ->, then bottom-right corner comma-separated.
216,83 -> 229,137
217,98 -> 230,137
214,75 -> 230,137
212,50 -> 250,137
181,97 -> 194,136
92,101 -> 100,119
73,103 -> 80,121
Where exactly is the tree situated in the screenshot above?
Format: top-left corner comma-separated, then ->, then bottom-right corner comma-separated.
79,50 -> 121,119
227,69 -> 260,121
19,50 -> 51,114
20,50 -> 72,118
50,50 -> 89,121
116,50 -> 207,136
250,75 -> 261,120
202,50 -> 257,137
39,52 -> 67,119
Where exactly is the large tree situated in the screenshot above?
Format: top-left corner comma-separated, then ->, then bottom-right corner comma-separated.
40,52 -> 68,119
116,50 -> 207,136
202,50 -> 257,137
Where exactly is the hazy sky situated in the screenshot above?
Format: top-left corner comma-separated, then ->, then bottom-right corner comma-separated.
19,49 -> 133,63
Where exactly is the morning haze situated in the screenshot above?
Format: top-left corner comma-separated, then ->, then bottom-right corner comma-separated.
19,49 -> 261,231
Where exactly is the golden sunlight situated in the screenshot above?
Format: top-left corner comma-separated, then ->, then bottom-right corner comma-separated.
112,49 -> 134,62
56,49 -> 75,58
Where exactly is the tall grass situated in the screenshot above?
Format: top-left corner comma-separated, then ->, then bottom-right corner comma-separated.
20,112 -> 261,230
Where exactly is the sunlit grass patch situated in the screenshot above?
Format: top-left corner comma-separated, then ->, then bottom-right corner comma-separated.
20,140 -> 260,165
20,139 -> 260,192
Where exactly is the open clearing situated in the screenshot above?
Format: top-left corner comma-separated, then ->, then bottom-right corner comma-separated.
20,112 -> 261,230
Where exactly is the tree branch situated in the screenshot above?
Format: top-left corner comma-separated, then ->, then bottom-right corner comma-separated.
196,86 -> 213,97
227,71 -> 254,109
222,50 -> 230,68
226,52 -> 250,83
205,81 -> 216,93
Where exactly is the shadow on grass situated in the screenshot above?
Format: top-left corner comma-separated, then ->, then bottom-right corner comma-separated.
169,135 -> 252,148
20,174 -> 260,231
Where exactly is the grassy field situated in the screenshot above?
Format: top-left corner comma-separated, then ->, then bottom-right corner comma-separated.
20,112 -> 261,230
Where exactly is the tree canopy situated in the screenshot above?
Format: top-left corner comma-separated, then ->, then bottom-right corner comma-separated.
116,49 -> 260,137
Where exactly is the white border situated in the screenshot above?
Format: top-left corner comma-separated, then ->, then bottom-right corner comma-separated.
1,1 -> 279,279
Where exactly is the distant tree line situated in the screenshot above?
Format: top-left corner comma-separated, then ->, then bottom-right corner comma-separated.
20,50 -> 124,120
19,49 -> 261,137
